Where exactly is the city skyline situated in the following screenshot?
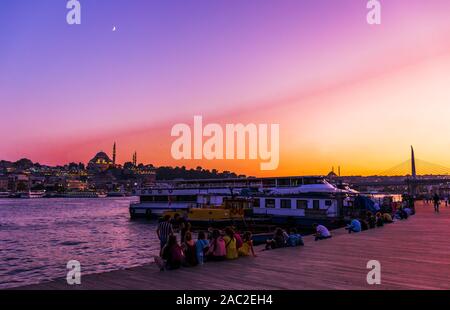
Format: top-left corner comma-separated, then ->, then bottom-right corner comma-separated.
1,0 -> 450,176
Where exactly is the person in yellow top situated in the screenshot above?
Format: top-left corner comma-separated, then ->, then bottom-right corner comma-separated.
238,231 -> 257,257
223,227 -> 239,260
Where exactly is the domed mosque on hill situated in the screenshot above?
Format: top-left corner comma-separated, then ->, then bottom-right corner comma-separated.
87,151 -> 114,172
87,143 -> 117,172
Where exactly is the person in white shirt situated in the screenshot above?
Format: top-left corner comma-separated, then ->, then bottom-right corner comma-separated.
313,223 -> 332,241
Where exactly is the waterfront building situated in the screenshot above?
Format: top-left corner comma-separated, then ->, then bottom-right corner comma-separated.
8,174 -> 29,192
65,179 -> 88,191
0,175 -> 8,191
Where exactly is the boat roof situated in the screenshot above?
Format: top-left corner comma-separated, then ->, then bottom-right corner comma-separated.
158,175 -> 326,184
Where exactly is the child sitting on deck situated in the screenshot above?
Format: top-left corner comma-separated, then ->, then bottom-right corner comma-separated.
313,223 -> 332,241
223,227 -> 239,260
286,228 -> 304,247
195,231 -> 209,265
206,229 -> 226,261
265,228 -> 288,250
155,235 -> 184,271
238,231 -> 256,257
182,231 -> 198,267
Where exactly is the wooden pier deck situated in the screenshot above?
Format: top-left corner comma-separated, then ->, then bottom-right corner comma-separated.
16,202 -> 450,290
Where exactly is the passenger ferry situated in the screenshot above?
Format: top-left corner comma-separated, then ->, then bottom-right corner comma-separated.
52,191 -> 108,199
20,190 -> 46,199
129,176 -> 359,226
0,192 -> 11,198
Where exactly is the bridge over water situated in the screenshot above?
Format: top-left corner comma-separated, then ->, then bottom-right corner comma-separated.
345,147 -> 450,190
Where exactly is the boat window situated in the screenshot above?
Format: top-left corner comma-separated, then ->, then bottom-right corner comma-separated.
280,199 -> 291,209
296,200 -> 308,209
313,200 -> 320,210
253,198 -> 260,208
277,179 -> 290,187
175,195 -> 197,202
262,179 -> 276,188
291,178 -> 302,186
265,199 -> 275,208
304,178 -> 325,185
154,195 -> 169,202
325,200 -> 332,206
140,195 -> 155,202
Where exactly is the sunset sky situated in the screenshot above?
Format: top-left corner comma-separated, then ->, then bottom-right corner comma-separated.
1,0 -> 450,176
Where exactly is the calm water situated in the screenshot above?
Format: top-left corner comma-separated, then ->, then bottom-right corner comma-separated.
0,197 -> 160,289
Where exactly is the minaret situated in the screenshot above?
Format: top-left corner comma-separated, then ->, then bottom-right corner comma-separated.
112,142 -> 116,166
133,151 -> 137,167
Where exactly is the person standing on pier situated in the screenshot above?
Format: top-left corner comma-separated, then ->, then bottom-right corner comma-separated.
433,193 -> 441,213
157,215 -> 174,252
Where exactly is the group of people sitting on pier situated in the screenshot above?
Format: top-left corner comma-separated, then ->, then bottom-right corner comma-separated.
155,214 -> 257,271
344,205 -> 413,234
264,227 -> 305,250
155,202 -> 414,270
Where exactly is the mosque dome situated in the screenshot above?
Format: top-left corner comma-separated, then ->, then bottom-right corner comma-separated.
90,152 -> 112,164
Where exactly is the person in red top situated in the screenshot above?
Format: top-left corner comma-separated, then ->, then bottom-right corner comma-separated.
157,235 -> 184,270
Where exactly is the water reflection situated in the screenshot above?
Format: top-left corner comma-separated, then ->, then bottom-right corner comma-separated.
0,197 -> 159,289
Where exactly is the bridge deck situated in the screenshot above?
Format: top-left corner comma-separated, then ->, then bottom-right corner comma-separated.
16,202 -> 450,290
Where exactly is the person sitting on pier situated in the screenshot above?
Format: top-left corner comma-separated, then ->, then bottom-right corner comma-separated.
157,215 -> 174,252
359,218 -> 369,231
287,228 -> 304,247
223,227 -> 239,260
180,221 -> 192,243
395,207 -> 408,220
158,235 -> 184,271
206,229 -> 226,261
375,212 -> 384,227
346,218 -> 361,234
238,231 -> 257,257
265,228 -> 288,249
366,211 -> 376,229
234,230 -> 244,250
182,231 -> 198,267
195,231 -> 209,265
382,213 -> 393,223
313,223 -> 332,241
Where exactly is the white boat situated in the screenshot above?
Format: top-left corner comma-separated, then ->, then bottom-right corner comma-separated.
20,191 -> 46,199
0,192 -> 11,198
129,176 -> 359,224
55,191 -> 108,198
